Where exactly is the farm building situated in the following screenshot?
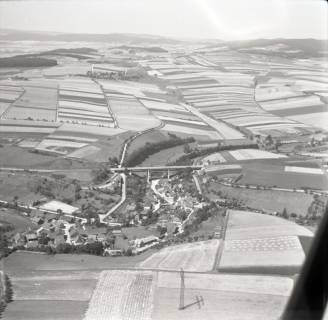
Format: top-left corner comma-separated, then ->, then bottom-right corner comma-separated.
38,200 -> 79,215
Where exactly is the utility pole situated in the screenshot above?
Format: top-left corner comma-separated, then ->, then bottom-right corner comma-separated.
179,268 -> 185,310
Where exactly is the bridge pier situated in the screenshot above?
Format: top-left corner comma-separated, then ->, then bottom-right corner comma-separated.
167,169 -> 170,180
147,170 -> 150,184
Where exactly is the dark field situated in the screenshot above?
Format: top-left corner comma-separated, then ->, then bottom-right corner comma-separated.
239,163 -> 328,190
207,182 -> 315,216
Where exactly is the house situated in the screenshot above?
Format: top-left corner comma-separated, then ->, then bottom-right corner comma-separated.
13,233 -> 25,246
71,234 -> 84,245
25,232 -> 38,242
126,203 -> 136,212
54,234 -> 66,246
112,229 -> 122,236
26,240 -> 38,248
103,248 -> 123,257
31,216 -> 44,225
133,235 -> 159,248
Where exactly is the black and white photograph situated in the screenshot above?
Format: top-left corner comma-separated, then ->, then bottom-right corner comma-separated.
0,0 -> 327,319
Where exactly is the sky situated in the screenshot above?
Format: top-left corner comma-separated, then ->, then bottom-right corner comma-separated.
0,0 -> 327,40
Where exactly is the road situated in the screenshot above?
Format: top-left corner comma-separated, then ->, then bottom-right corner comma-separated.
193,174 -> 202,194
99,173 -> 126,223
180,102 -> 245,140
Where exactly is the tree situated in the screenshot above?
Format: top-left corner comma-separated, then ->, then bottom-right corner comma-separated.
282,208 -> 289,219
183,144 -> 192,154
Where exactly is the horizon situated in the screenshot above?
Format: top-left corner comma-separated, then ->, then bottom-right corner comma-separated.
0,0 -> 327,41
1,28 -> 328,43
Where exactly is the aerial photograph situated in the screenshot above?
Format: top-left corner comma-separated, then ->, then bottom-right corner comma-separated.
0,0 -> 327,319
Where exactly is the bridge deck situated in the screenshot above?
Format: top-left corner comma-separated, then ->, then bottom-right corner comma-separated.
110,165 -> 203,172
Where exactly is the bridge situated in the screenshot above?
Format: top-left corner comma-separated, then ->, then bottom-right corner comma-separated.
110,165 -> 202,173
110,165 -> 203,182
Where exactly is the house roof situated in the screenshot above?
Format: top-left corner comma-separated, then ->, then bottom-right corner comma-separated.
39,200 -> 79,215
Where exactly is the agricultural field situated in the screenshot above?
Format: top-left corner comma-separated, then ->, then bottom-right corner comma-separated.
107,93 -> 161,130
84,270 -> 155,320
0,145 -> 56,168
0,209 -> 35,234
139,240 -> 220,272
255,76 -> 328,131
152,272 -> 292,320
239,162 -> 328,190
207,181 -> 315,216
201,149 -> 287,164
3,85 -> 57,122
218,210 -> 313,274
140,145 -> 187,166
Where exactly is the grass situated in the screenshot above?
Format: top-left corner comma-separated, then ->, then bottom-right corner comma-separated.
239,165 -> 328,190
4,251 -> 153,274
207,182 -> 314,216
0,145 -> 56,168
12,278 -> 96,301
140,145 -> 187,166
139,240 -> 220,272
2,300 -> 88,320
0,209 -> 35,234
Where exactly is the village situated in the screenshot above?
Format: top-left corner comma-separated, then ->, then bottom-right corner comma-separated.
1,167 -> 223,257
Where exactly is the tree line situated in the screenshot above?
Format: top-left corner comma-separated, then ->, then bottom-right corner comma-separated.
125,136 -> 195,167
169,143 -> 258,166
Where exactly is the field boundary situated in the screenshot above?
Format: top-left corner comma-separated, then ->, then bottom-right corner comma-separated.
213,209 -> 230,271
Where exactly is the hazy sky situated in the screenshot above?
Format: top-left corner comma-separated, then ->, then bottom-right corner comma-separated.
0,0 -> 327,40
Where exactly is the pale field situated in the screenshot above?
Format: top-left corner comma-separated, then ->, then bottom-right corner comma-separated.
0,102 -> 10,116
4,106 -> 56,121
140,99 -> 188,113
288,112 -> 328,131
152,282 -> 289,320
36,138 -> 88,150
13,86 -> 57,109
220,235 -> 305,269
0,91 -> 21,101
109,96 -> 161,130
139,240 -> 220,272
229,149 -> 287,161
84,270 -> 155,320
192,100 -> 230,107
60,90 -> 104,99
54,123 -> 127,136
225,210 -> 313,240
67,145 -> 101,159
151,110 -> 199,121
17,139 -> 40,148
177,83 -> 221,90
158,116 -> 207,126
260,95 -> 323,111
58,115 -> 114,127
59,101 -> 110,113
285,166 -> 324,175
230,116 -> 293,127
99,79 -> 165,97
58,111 -> 112,121
161,123 -> 222,140
157,272 -> 292,296
255,86 -> 304,101
0,85 -> 23,92
47,134 -> 98,142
